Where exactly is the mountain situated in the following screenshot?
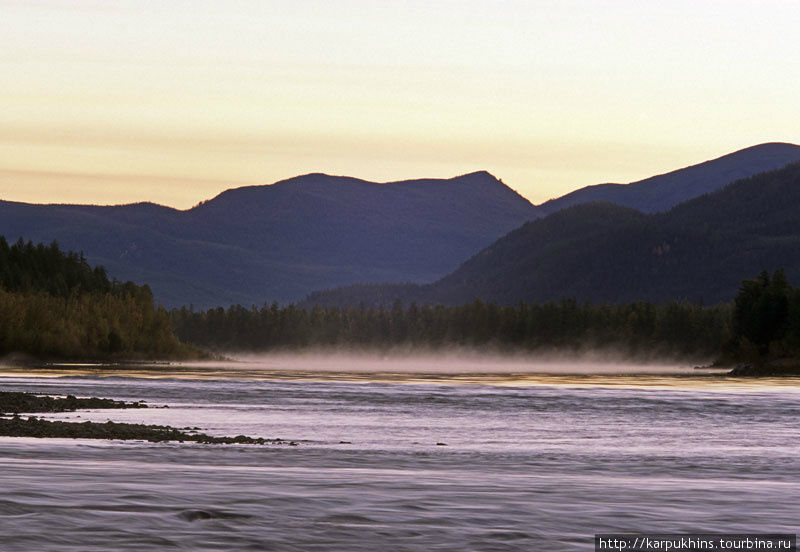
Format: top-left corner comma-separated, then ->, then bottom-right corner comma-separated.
303,161 -> 800,307
0,171 -> 537,308
537,142 -> 800,215
4,143 -> 798,309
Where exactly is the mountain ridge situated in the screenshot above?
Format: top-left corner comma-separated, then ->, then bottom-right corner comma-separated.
0,171 -> 537,308
304,160 -> 800,308
538,142 -> 800,214
3,143 -> 800,309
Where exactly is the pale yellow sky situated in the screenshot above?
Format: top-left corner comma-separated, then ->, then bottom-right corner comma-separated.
1,0 -> 798,208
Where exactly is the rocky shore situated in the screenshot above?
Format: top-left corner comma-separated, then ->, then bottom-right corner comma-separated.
0,415 -> 293,444
0,391 -> 149,415
0,391 -> 295,445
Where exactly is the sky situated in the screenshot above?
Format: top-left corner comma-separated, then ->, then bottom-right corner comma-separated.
1,0 -> 799,209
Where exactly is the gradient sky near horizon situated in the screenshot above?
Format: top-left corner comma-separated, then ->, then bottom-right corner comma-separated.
1,0 -> 799,209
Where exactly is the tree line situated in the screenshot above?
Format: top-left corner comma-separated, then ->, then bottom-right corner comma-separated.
171,298 -> 732,361
4,234 -> 797,365
172,269 -> 800,365
0,237 -> 189,359
721,269 -> 800,364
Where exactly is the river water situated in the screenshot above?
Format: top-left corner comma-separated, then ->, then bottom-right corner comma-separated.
0,357 -> 798,551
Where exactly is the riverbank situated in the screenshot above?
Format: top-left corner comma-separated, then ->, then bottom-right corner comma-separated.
728,361 -> 800,377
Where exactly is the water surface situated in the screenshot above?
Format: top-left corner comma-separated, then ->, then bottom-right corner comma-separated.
1,358 -> 798,551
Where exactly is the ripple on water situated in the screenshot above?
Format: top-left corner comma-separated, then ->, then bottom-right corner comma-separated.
1,367 -> 799,551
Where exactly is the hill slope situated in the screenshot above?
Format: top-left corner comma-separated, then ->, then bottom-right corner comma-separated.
304,161 -> 800,307
537,142 -> 800,215
0,172 -> 537,308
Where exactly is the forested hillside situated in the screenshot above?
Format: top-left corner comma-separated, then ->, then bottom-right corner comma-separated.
0,237 -> 188,359
305,161 -> 800,308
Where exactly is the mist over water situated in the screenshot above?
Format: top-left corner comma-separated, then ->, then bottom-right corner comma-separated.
226,352 -> 701,374
1,357 -> 798,551
3,351 -> 716,381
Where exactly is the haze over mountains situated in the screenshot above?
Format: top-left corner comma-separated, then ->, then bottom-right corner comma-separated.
307,159 -> 800,308
1,142 -> 799,308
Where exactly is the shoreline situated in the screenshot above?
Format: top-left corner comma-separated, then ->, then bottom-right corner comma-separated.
0,391 -> 293,445
727,362 -> 800,377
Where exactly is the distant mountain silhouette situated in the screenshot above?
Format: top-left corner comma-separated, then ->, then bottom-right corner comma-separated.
0,172 -> 536,308
537,142 -> 800,214
304,161 -> 800,307
3,143 -> 799,309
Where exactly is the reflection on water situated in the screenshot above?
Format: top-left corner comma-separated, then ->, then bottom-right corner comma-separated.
1,357 -> 798,551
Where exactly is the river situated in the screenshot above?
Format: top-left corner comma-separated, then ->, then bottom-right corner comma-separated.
1,356 -> 798,551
